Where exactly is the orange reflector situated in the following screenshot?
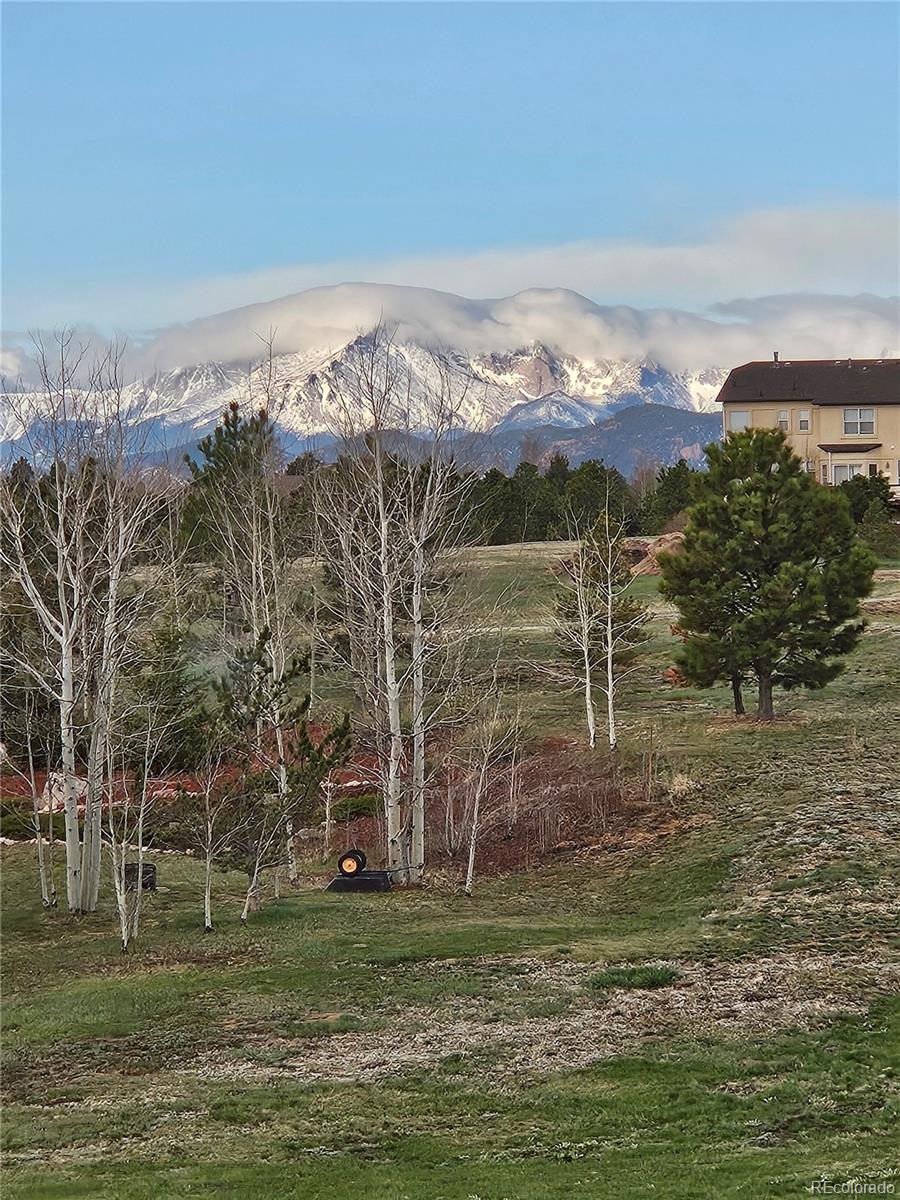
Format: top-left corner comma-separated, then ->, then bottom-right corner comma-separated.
340,856 -> 360,875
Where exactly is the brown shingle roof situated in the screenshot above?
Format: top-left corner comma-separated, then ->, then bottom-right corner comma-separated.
717,359 -> 900,407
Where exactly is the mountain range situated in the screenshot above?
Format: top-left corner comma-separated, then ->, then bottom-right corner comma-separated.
3,284 -> 897,474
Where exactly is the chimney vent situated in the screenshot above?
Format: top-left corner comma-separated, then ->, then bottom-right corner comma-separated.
773,351 -> 779,364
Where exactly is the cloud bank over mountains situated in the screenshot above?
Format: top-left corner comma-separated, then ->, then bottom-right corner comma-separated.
2,286 -> 898,393
4,204 -> 898,335
132,286 -> 899,377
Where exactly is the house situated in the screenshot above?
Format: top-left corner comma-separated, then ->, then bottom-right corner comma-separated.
716,356 -> 900,497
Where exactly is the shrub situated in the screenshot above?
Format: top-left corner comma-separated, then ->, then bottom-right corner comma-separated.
587,964 -> 678,992
0,799 -> 66,842
331,789 -> 380,822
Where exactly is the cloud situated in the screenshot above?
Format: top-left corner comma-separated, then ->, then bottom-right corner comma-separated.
4,204 -> 898,334
120,285 -> 897,380
2,206 -> 898,386
5,286 -> 897,396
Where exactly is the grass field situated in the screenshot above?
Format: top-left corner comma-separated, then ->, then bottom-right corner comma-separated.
3,545 -> 899,1199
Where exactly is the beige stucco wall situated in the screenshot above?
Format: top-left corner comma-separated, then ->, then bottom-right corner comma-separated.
720,400 -> 900,491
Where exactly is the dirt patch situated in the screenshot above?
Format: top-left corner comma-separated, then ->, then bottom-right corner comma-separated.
179,952 -> 898,1087
863,596 -> 900,615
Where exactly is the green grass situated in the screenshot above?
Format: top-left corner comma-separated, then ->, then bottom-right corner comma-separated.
3,543 -> 899,1198
3,1002 -> 899,1198
587,964 -> 680,991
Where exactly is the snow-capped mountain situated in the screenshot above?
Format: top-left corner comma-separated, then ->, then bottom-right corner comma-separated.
4,283 -> 895,460
493,391 -> 604,434
107,325 -> 728,451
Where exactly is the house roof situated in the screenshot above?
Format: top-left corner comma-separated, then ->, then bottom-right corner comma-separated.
717,359 -> 900,407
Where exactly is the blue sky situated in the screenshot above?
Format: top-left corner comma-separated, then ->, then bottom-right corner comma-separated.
2,1 -> 898,331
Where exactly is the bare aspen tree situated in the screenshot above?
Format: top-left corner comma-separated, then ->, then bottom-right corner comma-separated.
322,776 -> 335,861
555,523 -> 600,751
312,331 -> 412,876
312,327 -> 474,882
1,334 -> 168,911
553,500 -> 650,752
395,361 -> 473,883
0,695 -> 57,905
462,697 -> 521,896
26,696 -> 55,906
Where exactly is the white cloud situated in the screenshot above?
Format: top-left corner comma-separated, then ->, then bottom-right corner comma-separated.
2,206 -> 898,389
5,204 -> 898,334
3,286 -> 898,391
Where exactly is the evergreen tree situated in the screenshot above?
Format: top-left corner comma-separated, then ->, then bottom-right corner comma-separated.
125,623 -> 209,772
839,472 -> 892,523
284,450 -> 323,477
182,401 -> 281,557
639,460 -> 696,532
510,462 -> 561,541
470,467 -> 514,544
564,460 -> 635,532
544,452 -> 572,495
859,498 -> 900,559
659,429 -> 875,720
213,630 -> 350,917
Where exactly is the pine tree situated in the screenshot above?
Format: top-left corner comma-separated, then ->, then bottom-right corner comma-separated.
659,429 -> 875,720
838,472 -> 892,523
639,460 -> 696,533
125,622 -> 208,772
544,452 -> 572,495
213,630 -> 350,919
859,497 -> 900,558
563,460 -> 635,532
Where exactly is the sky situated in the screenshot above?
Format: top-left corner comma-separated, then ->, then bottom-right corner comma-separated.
2,0 -> 899,335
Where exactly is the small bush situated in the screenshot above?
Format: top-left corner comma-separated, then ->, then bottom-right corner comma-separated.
0,800 -> 66,842
331,790 -> 380,821
587,964 -> 678,992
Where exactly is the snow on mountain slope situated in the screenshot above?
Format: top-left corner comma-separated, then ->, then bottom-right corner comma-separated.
6,284 -> 893,449
493,391 -> 603,433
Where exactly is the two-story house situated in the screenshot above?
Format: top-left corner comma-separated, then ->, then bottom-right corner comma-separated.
716,356 -> 900,497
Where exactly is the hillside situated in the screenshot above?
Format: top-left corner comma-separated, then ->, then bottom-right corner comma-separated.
3,547 -> 899,1200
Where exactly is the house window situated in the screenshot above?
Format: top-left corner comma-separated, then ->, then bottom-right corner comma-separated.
832,463 -> 864,485
729,410 -> 750,432
798,410 -> 810,432
777,409 -> 789,431
843,407 -> 875,436
821,463 -> 828,484
868,464 -> 879,478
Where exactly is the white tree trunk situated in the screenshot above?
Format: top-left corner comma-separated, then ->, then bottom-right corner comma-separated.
606,577 -> 617,752
376,447 -> 405,878
274,726 -> 298,884
583,643 -> 597,752
464,756 -> 490,896
409,544 -> 426,884
204,853 -> 214,932
308,587 -> 318,716
25,717 -> 53,906
241,864 -> 262,922
464,789 -> 480,897
323,780 -> 334,861
59,644 -> 83,911
81,703 -> 107,913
